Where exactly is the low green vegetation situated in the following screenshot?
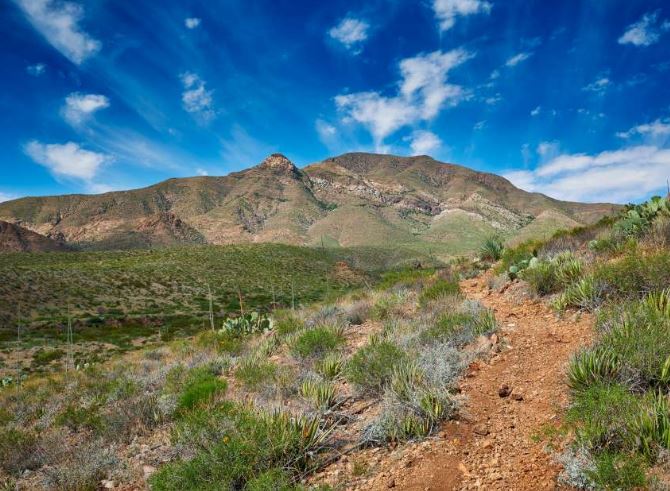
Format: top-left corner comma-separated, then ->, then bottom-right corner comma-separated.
0,256 -> 497,490
493,195 -> 670,488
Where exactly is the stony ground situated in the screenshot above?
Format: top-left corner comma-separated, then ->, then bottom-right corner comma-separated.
314,274 -> 593,490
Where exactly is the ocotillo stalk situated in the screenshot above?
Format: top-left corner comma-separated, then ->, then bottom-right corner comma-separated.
207,283 -> 215,331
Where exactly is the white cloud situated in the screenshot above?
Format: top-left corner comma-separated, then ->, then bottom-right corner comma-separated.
536,140 -> 560,160
195,168 -> 208,176
180,72 -> 215,123
185,17 -> 201,29
24,141 -> 112,182
530,105 -> 541,116
329,17 -> 369,53
616,118 -> 670,139
315,119 -> 338,146
505,52 -> 531,67
26,63 -> 46,76
473,120 -> 486,130
504,145 -> 670,202
484,94 -> 501,105
408,130 -> 441,155
583,77 -> 611,93
13,0 -> 100,64
62,93 -> 110,126
618,11 -> 669,47
489,69 -> 500,80
433,0 -> 492,31
335,48 -> 473,149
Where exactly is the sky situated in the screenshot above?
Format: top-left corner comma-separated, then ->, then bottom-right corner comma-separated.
1,0 -> 670,204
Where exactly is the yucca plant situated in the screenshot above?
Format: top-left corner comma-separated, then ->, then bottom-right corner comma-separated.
567,348 -> 620,393
634,391 -> 670,458
554,276 -> 601,311
389,362 -> 424,402
316,353 -> 344,380
643,289 -> 670,318
479,236 -> 504,261
474,309 -> 497,335
419,390 -> 453,422
300,379 -> 337,410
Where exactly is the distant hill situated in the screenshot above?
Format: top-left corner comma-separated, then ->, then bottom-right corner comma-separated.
0,153 -> 619,255
0,220 -> 69,252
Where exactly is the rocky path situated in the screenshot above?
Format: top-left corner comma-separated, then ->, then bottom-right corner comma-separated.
357,276 -> 593,490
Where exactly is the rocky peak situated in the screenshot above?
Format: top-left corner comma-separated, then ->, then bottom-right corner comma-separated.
258,153 -> 300,174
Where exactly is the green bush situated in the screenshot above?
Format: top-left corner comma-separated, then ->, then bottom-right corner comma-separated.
234,357 -> 277,391
346,341 -> 407,394
587,452 -> 647,490
419,312 -> 473,344
0,428 -> 40,475
593,251 -> 670,300
291,327 -> 343,359
177,368 -> 227,413
418,279 -> 460,305
245,468 -> 298,491
274,312 -> 304,336
150,404 -> 331,491
522,261 -> 559,295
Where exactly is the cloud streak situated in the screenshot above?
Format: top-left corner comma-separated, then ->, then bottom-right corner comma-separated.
13,0 -> 100,64
504,145 -> 670,203
618,11 -> 670,47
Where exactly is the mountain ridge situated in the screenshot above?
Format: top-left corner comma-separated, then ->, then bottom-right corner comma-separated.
0,152 -> 620,255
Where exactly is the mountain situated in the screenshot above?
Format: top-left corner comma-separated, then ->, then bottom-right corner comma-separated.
0,220 -> 69,252
0,153 -> 619,255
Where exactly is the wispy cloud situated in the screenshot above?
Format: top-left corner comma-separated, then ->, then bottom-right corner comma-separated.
407,130 -> 442,155
24,141 -> 112,183
335,48 -> 473,150
505,52 -> 531,67
13,0 -> 100,64
473,120 -> 486,130
504,145 -> 670,203
62,93 -> 110,126
432,0 -> 492,31
616,118 -> 670,140
329,17 -> 369,53
184,17 -> 201,29
26,63 -> 46,76
530,106 -> 541,116
180,72 -> 215,124
0,192 -> 18,203
583,77 -> 611,93
618,11 -> 670,47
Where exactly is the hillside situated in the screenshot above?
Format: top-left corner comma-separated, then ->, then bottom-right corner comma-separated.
0,153 -> 619,254
0,220 -> 69,252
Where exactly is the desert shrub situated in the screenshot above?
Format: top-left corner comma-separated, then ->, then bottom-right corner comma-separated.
593,251 -> 670,300
587,452 -> 647,490
346,341 -> 407,394
41,441 -> 120,491
55,404 -> 104,432
378,268 -> 434,290
196,330 -> 244,354
596,299 -> 670,390
340,299 -> 370,325
244,468 -> 297,491
177,368 -> 227,413
291,326 -> 343,359
419,312 -> 473,344
151,404 -> 331,490
0,428 -> 40,475
273,311 -> 304,336
32,348 -> 66,367
567,383 -> 639,452
418,279 -> 460,305
479,236 -> 504,261
234,357 -> 277,391
522,260 -> 559,295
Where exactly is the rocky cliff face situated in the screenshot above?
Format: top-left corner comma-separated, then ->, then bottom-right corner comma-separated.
0,152 -> 620,254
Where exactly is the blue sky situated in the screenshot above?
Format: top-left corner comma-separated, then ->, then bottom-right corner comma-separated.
1,0 -> 670,204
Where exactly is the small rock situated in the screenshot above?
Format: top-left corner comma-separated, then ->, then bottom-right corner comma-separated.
482,439 -> 493,449
473,424 -> 489,436
512,393 -> 524,401
142,465 -> 156,479
101,480 -> 115,489
387,479 -> 396,488
498,384 -> 512,398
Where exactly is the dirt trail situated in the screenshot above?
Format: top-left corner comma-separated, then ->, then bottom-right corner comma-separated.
357,276 -> 593,490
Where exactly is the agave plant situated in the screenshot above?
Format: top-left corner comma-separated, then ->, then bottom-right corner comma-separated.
479,236 -> 504,261
634,391 -> 670,458
643,289 -> 670,319
316,353 -> 344,380
389,362 -> 424,402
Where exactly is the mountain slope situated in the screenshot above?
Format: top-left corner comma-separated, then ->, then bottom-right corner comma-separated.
0,220 -> 69,252
0,153 -> 619,254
